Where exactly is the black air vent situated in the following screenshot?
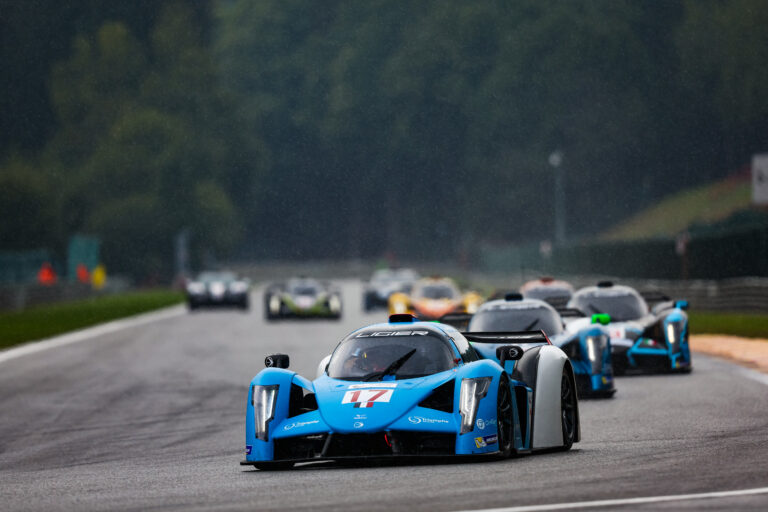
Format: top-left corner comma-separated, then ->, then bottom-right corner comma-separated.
288,384 -> 318,418
418,380 -> 454,413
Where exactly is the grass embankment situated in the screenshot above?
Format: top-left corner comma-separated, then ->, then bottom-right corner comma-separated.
0,289 -> 184,350
689,311 -> 768,339
601,176 -> 750,240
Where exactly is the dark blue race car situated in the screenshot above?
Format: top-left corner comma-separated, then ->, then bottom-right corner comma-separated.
442,294 -> 615,398
241,315 -> 580,470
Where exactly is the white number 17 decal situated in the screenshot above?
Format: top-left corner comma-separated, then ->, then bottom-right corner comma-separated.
342,389 -> 393,408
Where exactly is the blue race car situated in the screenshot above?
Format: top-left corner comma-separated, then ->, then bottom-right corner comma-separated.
568,282 -> 691,374
442,294 -> 615,398
241,314 -> 580,470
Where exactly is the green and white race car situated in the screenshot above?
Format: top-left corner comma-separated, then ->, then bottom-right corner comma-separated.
264,277 -> 342,320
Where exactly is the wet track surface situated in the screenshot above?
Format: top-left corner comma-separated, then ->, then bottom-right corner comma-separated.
1,280 -> 768,511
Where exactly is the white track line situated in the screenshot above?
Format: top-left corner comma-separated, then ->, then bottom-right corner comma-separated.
737,365 -> 768,387
458,486 -> 768,512
0,305 -> 185,365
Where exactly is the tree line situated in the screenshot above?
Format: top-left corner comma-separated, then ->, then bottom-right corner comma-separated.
1,0 -> 767,279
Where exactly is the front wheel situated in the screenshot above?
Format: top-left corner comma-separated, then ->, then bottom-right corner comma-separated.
560,371 -> 577,450
496,379 -> 514,458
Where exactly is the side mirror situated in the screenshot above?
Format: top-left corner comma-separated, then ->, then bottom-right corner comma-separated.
591,313 -> 611,325
496,345 -> 523,364
316,355 -> 331,379
265,354 -> 289,369
675,300 -> 689,310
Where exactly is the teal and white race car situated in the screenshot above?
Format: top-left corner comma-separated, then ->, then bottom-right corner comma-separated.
567,282 -> 690,374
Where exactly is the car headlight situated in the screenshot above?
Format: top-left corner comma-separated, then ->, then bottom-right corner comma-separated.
585,335 -> 607,374
666,321 -> 684,349
459,377 -> 491,434
229,282 -> 249,294
252,385 -> 278,441
187,282 -> 205,294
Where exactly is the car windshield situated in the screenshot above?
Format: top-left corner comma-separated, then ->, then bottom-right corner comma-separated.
469,305 -> 564,335
288,280 -> 320,295
416,284 -> 459,300
372,269 -> 418,286
327,329 -> 456,380
570,291 -> 648,321
524,286 -> 572,302
197,272 -> 236,283
371,270 -> 394,283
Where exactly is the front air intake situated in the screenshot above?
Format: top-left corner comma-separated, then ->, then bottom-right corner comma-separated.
418,379 -> 454,413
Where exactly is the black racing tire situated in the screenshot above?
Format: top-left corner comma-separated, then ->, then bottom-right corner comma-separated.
611,356 -> 627,376
495,378 -> 514,458
560,370 -> 577,451
253,461 -> 294,471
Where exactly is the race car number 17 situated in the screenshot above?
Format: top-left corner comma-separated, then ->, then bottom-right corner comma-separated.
342,389 -> 393,408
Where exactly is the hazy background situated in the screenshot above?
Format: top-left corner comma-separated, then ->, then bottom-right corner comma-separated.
2,0 -> 767,282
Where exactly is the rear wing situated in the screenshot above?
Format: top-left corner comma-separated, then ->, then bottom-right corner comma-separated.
462,330 -> 552,345
439,313 -> 473,330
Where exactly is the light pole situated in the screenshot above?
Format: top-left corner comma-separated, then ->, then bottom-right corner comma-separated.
549,151 -> 565,245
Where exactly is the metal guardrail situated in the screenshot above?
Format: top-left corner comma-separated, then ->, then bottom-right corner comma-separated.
230,261 -> 768,314
631,277 -> 768,313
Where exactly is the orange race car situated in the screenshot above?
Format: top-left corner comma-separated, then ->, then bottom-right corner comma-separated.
388,277 -> 483,320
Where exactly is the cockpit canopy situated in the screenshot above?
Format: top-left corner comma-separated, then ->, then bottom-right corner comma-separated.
287,278 -> 322,296
196,271 -> 237,283
413,279 -> 460,301
326,326 -> 457,381
569,285 -> 648,322
469,299 -> 564,335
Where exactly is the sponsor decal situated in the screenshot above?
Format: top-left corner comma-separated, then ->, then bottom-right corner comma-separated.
475,435 -> 498,448
609,326 -> 626,339
283,419 -> 320,431
353,414 -> 367,420
349,383 -> 397,389
356,330 -> 429,337
342,389 -> 393,408
408,416 -> 450,425
476,418 -> 497,430
353,421 -> 365,429
245,445 -> 252,455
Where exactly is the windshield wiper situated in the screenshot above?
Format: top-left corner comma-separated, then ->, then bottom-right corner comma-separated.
587,304 -> 604,315
523,318 -> 539,331
362,349 -> 417,382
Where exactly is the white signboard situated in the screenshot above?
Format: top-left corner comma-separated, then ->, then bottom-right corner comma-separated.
752,153 -> 768,205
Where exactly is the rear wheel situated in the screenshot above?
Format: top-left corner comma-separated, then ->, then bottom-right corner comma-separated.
496,379 -> 514,458
560,371 -> 577,450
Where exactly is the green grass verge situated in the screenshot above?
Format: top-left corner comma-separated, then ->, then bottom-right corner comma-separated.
601,177 -> 750,240
689,310 -> 768,339
0,289 -> 184,350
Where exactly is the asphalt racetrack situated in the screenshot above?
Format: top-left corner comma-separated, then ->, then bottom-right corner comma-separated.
2,280 -> 768,511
